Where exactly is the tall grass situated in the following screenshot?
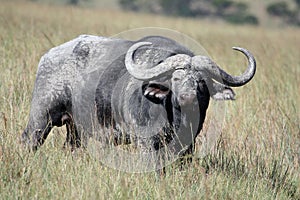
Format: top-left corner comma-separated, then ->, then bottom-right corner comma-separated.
0,1 -> 299,199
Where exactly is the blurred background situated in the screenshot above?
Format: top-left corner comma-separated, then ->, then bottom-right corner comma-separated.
28,0 -> 300,28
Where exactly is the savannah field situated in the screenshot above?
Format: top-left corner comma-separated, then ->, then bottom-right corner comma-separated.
0,0 -> 299,199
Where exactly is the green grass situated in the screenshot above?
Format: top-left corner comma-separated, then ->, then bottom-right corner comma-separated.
0,0 -> 299,199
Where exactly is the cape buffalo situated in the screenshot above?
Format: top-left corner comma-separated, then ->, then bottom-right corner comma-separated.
22,34 -> 256,171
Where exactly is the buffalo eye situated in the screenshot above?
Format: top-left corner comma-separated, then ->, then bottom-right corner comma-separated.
173,77 -> 181,81
157,60 -> 164,64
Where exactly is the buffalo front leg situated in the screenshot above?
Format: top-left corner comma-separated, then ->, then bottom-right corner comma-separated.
178,144 -> 194,170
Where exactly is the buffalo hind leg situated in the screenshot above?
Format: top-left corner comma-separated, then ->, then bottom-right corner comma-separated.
21,114 -> 53,151
61,112 -> 81,150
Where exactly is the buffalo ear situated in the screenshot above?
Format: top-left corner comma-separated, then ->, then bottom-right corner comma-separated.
210,82 -> 235,100
142,83 -> 170,104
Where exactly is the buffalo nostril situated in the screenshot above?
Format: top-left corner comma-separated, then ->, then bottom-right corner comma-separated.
179,93 -> 196,105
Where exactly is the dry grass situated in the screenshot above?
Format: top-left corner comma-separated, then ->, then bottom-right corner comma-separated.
0,0 -> 299,199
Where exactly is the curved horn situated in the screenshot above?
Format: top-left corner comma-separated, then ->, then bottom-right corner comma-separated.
192,47 -> 256,87
125,42 -> 191,81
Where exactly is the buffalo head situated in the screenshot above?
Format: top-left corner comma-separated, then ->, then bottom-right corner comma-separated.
125,42 -> 256,107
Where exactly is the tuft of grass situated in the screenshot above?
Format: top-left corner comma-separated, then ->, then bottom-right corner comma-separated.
200,137 -> 299,199
0,0 -> 299,199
